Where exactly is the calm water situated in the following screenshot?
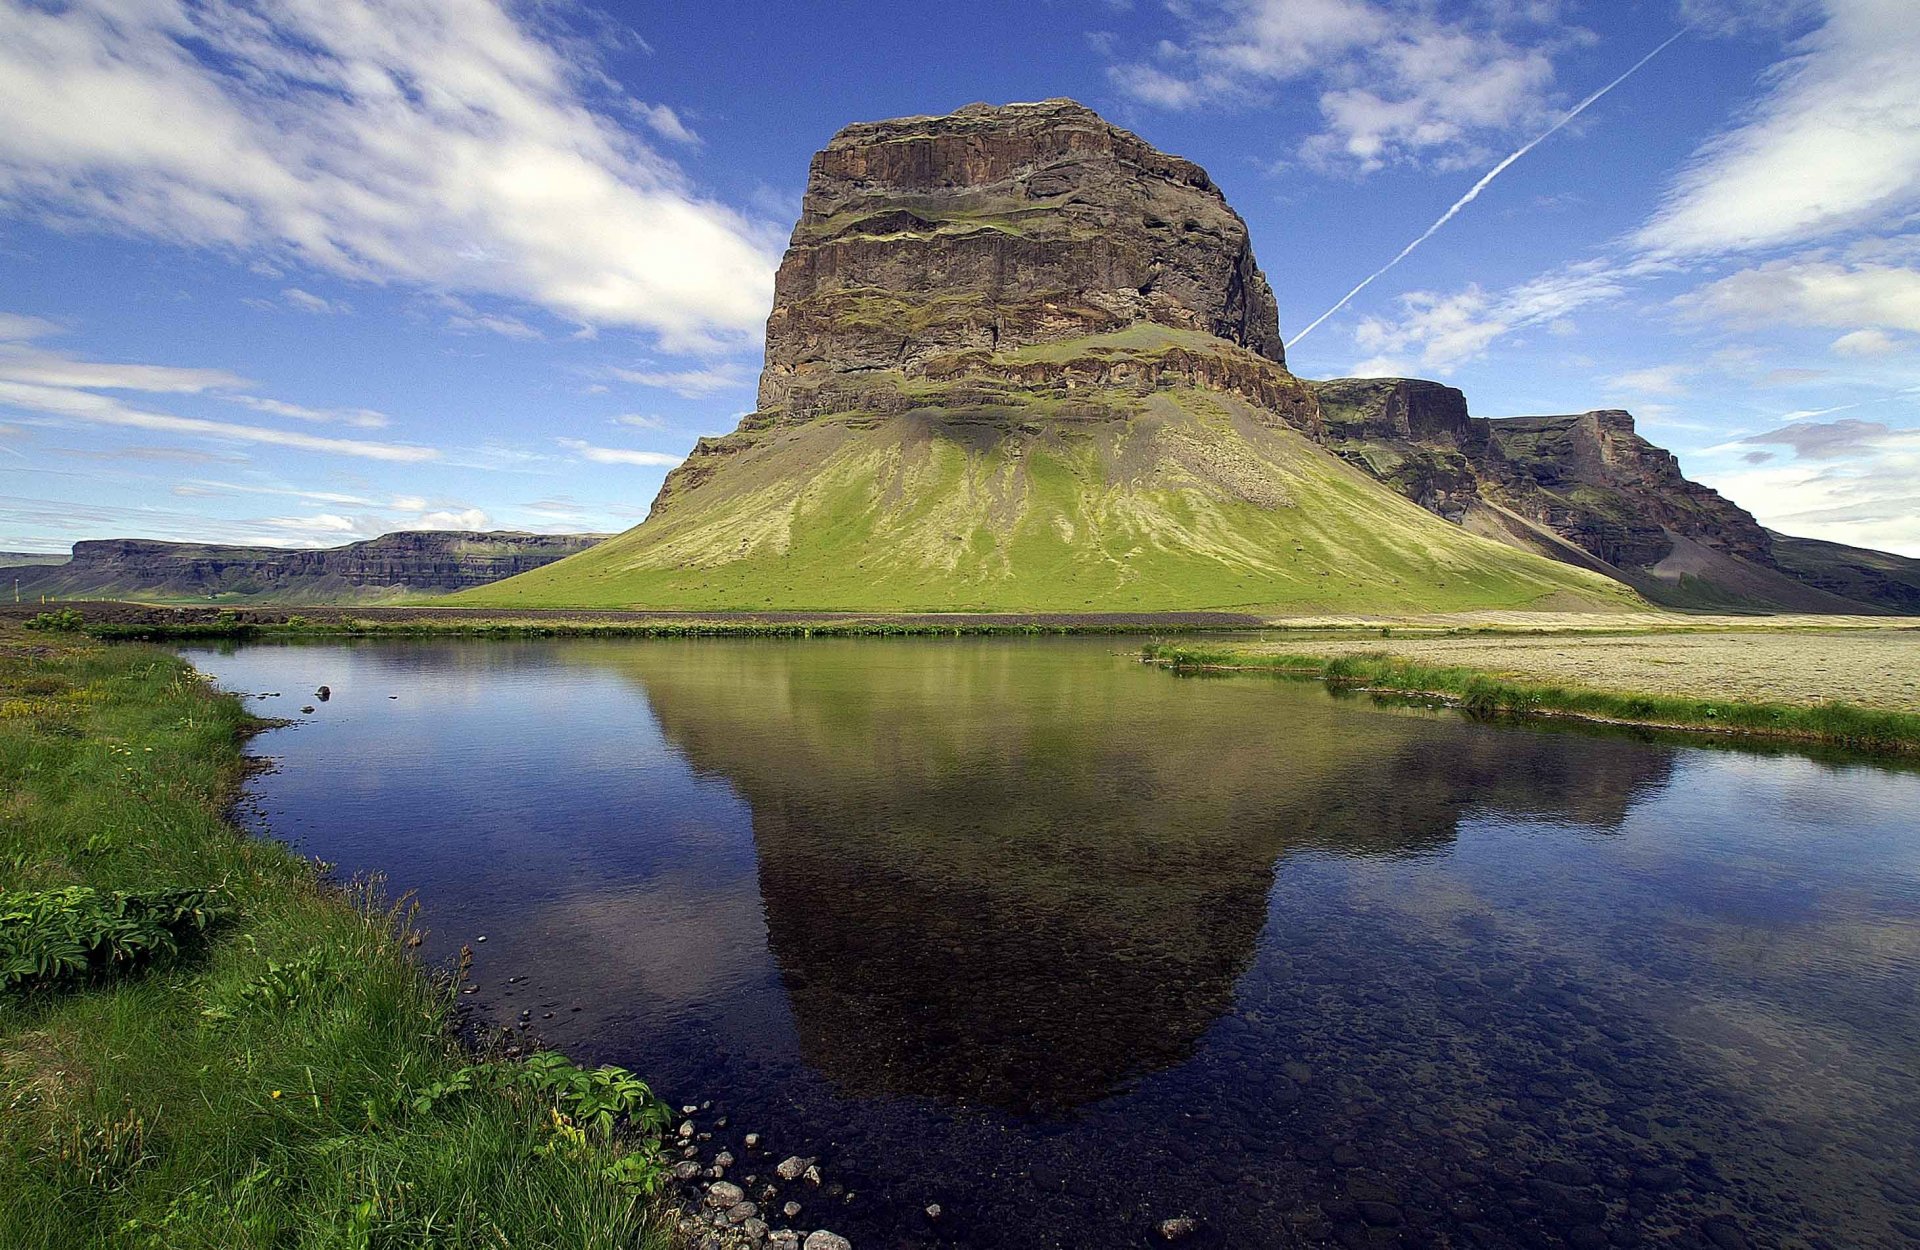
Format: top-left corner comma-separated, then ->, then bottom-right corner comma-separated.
183,637 -> 1920,1250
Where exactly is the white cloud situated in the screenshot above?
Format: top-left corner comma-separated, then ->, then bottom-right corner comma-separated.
1636,0 -> 1920,256
558,437 -> 681,467
226,395 -> 390,428
1831,328 -> 1900,356
1702,419 -> 1920,554
1677,254 -> 1920,333
1106,0 -> 1575,172
280,287 -> 350,315
0,313 -> 61,341
1608,364 -> 1694,395
445,312 -> 544,340
0,315 -> 434,462
610,363 -> 754,397
611,413 -> 670,430
634,103 -> 700,146
415,507 -> 492,530
0,0 -> 778,352
1348,263 -> 1632,373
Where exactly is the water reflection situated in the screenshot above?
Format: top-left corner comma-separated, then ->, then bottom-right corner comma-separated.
604,642 -> 1672,1112
185,637 -> 1920,1250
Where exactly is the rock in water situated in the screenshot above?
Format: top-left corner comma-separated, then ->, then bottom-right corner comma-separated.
802,1233 -> 852,1250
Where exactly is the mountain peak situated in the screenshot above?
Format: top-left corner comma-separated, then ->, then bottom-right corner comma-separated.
757,99 -> 1287,418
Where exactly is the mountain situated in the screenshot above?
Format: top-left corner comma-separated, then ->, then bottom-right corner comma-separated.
460,100 -> 1634,614
1313,377 -> 1886,612
1769,532 -> 1920,614
3,531 -> 606,603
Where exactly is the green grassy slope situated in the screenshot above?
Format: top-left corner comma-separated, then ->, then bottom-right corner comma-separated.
458,386 -> 1640,613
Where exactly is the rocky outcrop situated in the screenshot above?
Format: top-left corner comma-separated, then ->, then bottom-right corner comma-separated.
755,99 -> 1290,421
1311,379 -> 1886,611
3,531 -> 606,602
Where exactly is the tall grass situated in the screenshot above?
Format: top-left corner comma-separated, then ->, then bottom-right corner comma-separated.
0,628 -> 673,1248
1142,644 -> 1920,756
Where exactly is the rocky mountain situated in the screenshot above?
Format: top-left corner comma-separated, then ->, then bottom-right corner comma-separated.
3,531 -> 606,603
1314,378 -> 1882,611
1769,532 -> 1920,614
462,100 -> 1630,614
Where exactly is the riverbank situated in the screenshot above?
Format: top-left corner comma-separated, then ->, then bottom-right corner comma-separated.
1143,633 -> 1920,755
8,599 -> 1918,643
0,623 -> 677,1246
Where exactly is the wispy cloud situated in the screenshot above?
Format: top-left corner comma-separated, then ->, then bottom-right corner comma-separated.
225,396 -> 389,429
1636,0 -> 1920,256
0,315 -> 434,462
0,0 -> 779,352
1106,0 -> 1587,173
557,438 -> 682,467
609,363 -> 754,397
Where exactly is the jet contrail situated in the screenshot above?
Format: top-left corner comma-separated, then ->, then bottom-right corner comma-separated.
1290,27 -> 1690,347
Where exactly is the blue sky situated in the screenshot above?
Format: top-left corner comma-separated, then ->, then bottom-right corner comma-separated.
2,0 -> 1916,555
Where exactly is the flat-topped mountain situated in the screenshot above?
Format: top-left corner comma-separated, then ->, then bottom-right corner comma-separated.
1314,378 -> 1902,611
4,530 -> 605,603
464,101 -> 1631,614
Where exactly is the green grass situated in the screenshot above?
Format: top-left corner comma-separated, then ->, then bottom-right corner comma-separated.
1142,644 -> 1920,756
456,385 -> 1641,615
0,627 -> 676,1248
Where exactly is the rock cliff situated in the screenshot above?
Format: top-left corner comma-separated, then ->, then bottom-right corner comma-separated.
4,531 -> 606,602
756,98 -> 1288,423
1313,378 -> 1880,611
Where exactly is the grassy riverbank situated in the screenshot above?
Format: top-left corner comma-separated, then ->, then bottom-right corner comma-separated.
1143,640 -> 1920,756
0,625 -> 675,1247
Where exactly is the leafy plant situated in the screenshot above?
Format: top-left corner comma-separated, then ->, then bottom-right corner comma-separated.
0,886 -> 231,993
23,609 -> 84,633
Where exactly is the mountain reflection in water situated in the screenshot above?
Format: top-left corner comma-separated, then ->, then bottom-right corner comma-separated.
187,637 -> 1920,1250
610,641 -> 1672,1113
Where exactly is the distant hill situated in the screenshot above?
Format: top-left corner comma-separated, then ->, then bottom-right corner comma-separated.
1313,377 -> 1898,613
456,100 -> 1634,615
2,531 -> 606,603
0,552 -> 68,568
1769,532 -> 1920,614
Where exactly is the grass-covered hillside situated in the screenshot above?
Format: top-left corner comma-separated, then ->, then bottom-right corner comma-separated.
457,382 -> 1639,614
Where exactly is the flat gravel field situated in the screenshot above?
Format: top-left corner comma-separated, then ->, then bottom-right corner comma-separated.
1259,629 -> 1920,712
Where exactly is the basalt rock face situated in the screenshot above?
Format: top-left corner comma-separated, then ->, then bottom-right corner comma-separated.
5,531 -> 606,602
1314,378 -> 1882,611
755,98 -> 1292,423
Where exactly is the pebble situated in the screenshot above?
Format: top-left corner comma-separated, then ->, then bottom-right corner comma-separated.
679,1121 -> 695,1140
776,1156 -> 810,1181
803,1165 -> 822,1186
742,1217 -> 770,1241
705,1181 -> 746,1209
714,1150 -> 736,1169
1158,1215 -> 1199,1241
745,1132 -> 761,1150
925,1203 -> 942,1220
725,1201 -> 759,1225
802,1233 -> 851,1250
672,1161 -> 702,1181
766,1234 -> 800,1250
783,1202 -> 802,1218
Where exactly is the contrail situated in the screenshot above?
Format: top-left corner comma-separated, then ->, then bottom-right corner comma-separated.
1290,27 -> 1690,347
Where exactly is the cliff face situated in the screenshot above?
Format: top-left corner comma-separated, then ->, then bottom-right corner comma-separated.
753,98 -> 1292,424
1312,379 -> 1877,611
4,531 -> 606,602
